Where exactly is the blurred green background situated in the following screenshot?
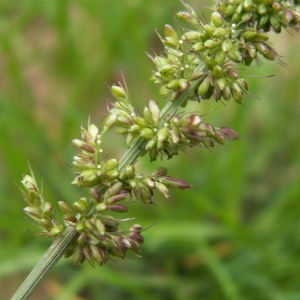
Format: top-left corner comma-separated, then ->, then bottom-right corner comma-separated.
1,0 -> 300,299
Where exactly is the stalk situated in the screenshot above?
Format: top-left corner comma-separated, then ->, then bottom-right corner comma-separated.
11,227 -> 77,300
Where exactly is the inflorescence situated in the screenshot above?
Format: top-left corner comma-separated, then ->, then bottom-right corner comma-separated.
22,0 -> 300,266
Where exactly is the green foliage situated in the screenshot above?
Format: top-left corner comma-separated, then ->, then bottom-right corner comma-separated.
1,0 -> 300,299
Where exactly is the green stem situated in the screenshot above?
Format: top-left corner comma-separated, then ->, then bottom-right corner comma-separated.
11,226 -> 78,300
10,81 -> 199,300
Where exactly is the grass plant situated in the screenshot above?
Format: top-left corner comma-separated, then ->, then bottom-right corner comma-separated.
1,0 -> 300,299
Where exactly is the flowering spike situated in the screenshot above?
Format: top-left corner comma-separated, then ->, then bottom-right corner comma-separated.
18,0 -> 299,276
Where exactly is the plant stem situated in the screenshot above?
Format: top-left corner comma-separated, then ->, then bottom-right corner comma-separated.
11,81 -> 199,300
11,227 -> 78,300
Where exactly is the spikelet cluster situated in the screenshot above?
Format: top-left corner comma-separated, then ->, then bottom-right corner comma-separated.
106,85 -> 239,161
22,172 -> 63,237
150,0 -> 300,104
